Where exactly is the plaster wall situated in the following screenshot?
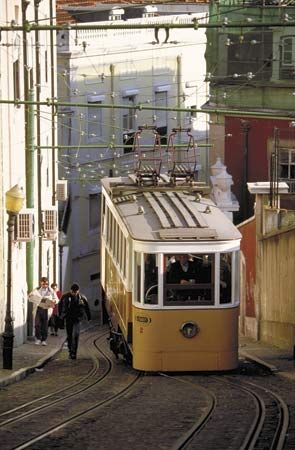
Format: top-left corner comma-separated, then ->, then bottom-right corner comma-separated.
0,0 -> 57,346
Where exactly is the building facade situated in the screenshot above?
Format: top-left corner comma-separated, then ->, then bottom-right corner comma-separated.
56,3 -> 209,313
239,183 -> 295,351
0,0 -> 58,347
205,0 -> 295,222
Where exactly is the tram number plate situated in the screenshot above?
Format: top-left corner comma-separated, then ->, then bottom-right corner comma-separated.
135,315 -> 151,324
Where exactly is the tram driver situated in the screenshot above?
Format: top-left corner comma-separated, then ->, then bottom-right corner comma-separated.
167,254 -> 197,285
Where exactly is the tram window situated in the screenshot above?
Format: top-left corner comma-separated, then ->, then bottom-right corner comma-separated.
107,209 -> 111,245
122,238 -> 126,278
119,231 -> 123,270
220,253 -> 232,304
115,222 -> 119,263
164,254 -> 214,306
112,219 -> 116,258
135,252 -> 141,303
110,214 -> 115,254
103,207 -> 107,240
102,195 -> 106,215
144,254 -> 158,305
118,229 -> 122,266
233,251 -> 240,305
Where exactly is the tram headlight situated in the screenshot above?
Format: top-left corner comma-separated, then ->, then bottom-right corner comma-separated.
180,321 -> 199,338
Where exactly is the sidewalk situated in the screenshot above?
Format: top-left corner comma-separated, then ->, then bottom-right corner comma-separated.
239,335 -> 295,380
1,333 -> 295,388
0,330 -> 66,388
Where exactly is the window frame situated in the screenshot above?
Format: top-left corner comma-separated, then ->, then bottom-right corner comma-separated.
13,59 -> 20,103
278,147 -> 295,192
154,90 -> 168,129
132,250 -> 239,309
281,36 -> 295,67
87,102 -> 103,141
122,95 -> 136,131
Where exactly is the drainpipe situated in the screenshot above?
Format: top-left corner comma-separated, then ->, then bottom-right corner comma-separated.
22,0 -> 35,336
254,192 -> 264,342
110,64 -> 115,177
50,0 -> 57,282
176,55 -> 182,154
34,0 -> 42,279
241,120 -> 251,221
26,89 -> 35,336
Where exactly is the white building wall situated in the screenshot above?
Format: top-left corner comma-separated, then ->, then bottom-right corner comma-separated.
57,8 -> 209,313
0,1 -> 27,346
0,1 -> 57,347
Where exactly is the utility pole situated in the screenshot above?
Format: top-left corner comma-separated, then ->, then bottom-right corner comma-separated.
241,120 -> 251,221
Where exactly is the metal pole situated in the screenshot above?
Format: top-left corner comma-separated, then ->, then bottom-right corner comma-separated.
50,0 -> 57,283
26,89 -> 35,337
1,20 -> 295,32
0,98 -> 294,121
59,245 -> 63,292
2,213 -> 16,370
241,120 -> 251,221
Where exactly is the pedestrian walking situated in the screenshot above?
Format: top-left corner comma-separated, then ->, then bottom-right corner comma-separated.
48,283 -> 62,336
59,283 -> 91,359
28,277 -> 58,346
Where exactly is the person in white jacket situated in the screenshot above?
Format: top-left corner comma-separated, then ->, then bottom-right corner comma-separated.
29,277 -> 58,345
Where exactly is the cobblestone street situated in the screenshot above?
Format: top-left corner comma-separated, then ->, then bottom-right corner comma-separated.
0,327 -> 295,449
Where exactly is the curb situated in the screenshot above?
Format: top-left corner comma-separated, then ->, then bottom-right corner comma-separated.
0,323 -> 97,389
239,350 -> 279,373
0,340 -> 66,389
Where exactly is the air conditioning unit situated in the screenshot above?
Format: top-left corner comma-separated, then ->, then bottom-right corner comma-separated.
56,180 -> 68,202
42,209 -> 58,240
15,210 -> 35,242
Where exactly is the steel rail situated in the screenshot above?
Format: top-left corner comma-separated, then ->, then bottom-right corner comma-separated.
0,328 -> 106,426
12,345 -> 141,450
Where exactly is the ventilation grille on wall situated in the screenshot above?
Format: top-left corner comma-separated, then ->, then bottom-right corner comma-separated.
42,209 -> 58,240
15,210 -> 34,242
56,180 -> 68,202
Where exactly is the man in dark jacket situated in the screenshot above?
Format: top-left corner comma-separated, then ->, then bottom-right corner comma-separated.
59,283 -> 91,359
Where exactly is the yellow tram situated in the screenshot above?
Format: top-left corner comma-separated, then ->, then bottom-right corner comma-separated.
100,174 -> 241,372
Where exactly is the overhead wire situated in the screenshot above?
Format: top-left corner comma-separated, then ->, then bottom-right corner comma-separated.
2,4 -> 293,184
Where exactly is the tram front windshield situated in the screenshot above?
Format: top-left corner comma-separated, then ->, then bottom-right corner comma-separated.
165,254 -> 214,305
141,252 -> 234,306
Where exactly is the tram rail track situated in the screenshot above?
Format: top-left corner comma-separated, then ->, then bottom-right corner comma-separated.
0,328 -> 107,426
222,376 -> 289,450
13,372 -> 141,450
159,372 -> 217,450
157,372 -> 289,450
0,328 -> 291,450
0,330 -> 141,450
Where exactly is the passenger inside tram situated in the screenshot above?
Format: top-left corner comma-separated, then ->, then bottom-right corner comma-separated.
167,254 -> 196,284
165,254 -> 213,304
142,252 -> 232,306
220,253 -> 232,304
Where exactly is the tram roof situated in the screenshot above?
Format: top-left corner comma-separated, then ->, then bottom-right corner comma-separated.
101,176 -> 241,242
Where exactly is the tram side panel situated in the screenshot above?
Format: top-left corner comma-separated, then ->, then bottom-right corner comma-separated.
132,307 -> 239,372
104,250 -> 132,343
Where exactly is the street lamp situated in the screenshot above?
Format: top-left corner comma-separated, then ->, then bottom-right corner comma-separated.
3,184 -> 25,370
58,230 -> 67,291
